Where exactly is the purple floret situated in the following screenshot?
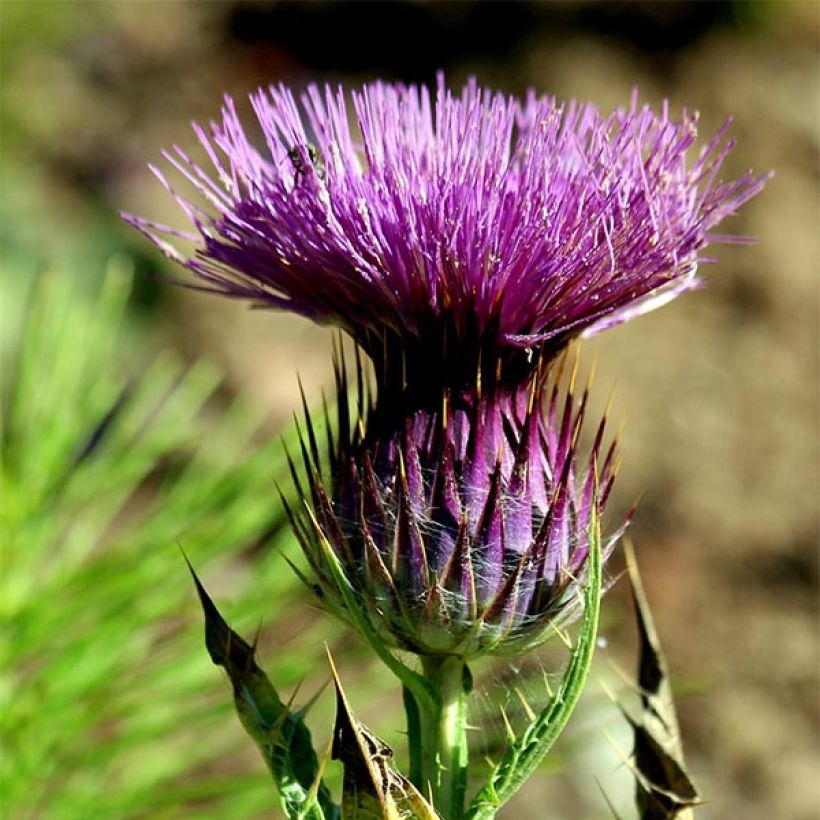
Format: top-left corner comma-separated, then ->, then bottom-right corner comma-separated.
125,75 -> 767,374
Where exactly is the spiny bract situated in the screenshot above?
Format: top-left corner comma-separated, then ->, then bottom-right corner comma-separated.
283,348 -> 625,659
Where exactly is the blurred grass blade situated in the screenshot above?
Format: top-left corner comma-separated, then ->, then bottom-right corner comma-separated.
190,564 -> 338,820
327,651 -> 439,820
623,541 -> 699,819
467,506 -> 603,820
1,263 -> 340,816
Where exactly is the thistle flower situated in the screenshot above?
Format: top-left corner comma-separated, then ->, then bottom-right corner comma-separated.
125,77 -> 769,816
125,75 -> 767,389
123,76 -> 766,657
283,348 -> 623,659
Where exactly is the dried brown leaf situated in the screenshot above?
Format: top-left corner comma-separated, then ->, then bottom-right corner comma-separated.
624,541 -> 700,820
327,651 -> 439,820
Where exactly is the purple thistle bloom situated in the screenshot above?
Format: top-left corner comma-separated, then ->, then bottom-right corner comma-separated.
124,76 -> 766,659
283,349 -> 625,658
125,75 -> 767,386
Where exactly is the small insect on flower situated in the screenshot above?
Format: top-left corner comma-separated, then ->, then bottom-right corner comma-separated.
287,143 -> 326,184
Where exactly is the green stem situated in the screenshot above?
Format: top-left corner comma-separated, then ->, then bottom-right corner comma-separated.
402,683 -> 424,787
407,655 -> 469,820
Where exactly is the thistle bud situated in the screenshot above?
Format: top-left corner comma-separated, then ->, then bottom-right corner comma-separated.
285,351 -> 623,660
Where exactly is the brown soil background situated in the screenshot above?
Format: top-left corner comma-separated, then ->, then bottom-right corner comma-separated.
3,2 -> 817,818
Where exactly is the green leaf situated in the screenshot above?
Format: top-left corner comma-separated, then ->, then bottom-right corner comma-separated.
467,507 -> 603,820
328,653 -> 439,820
189,564 -> 338,820
623,541 -> 699,819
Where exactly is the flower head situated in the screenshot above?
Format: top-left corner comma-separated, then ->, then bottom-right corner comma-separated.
284,349 -> 624,659
125,76 -> 767,388
125,76 -> 766,658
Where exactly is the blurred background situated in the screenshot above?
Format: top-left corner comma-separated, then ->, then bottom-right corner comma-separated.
1,2 -> 817,818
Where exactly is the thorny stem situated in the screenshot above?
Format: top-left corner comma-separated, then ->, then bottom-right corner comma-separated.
406,656 -> 470,819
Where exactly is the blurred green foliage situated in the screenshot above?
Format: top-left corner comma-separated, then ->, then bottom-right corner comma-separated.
0,263 -> 345,817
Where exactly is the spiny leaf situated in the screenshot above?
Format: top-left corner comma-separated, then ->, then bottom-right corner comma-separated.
189,563 -> 338,820
327,651 -> 439,820
466,505 -> 603,820
624,541 -> 699,819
